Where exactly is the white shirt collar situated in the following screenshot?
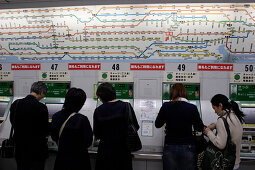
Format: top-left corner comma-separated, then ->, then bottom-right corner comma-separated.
171,97 -> 189,103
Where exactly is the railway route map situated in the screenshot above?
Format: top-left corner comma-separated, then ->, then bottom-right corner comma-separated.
0,3 -> 255,63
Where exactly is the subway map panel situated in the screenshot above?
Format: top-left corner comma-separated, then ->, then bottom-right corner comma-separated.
0,3 -> 255,63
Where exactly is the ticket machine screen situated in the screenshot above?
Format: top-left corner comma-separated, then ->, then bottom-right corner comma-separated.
242,108 -> 255,124
0,102 -> 8,117
46,103 -> 63,119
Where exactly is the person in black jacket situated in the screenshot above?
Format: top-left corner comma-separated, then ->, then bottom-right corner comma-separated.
155,83 -> 204,170
10,81 -> 49,170
51,87 -> 93,170
93,82 -> 139,170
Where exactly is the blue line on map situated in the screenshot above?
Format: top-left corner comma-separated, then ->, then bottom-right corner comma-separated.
139,42 -> 207,58
229,32 -> 249,39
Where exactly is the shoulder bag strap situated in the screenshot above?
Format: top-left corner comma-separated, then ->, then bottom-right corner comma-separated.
220,117 -> 232,143
58,112 -> 76,140
125,102 -> 137,130
126,102 -> 132,123
10,99 -> 20,139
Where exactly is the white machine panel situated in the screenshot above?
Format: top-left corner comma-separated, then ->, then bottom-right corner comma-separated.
98,71 -> 133,82
230,72 -> 255,84
163,72 -> 199,83
0,71 -> 13,81
39,71 -> 71,81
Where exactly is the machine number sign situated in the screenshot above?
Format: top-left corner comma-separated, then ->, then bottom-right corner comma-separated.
177,64 -> 186,71
51,64 -> 58,71
112,64 -> 120,70
245,65 -> 254,72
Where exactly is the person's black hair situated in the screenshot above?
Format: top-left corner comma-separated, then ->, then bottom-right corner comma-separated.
30,81 -> 48,95
63,87 -> 86,115
96,82 -> 116,103
211,94 -> 245,123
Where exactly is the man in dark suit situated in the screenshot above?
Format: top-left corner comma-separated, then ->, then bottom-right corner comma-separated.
10,81 -> 49,170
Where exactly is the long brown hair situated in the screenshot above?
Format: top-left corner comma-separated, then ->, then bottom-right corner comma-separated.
170,83 -> 188,101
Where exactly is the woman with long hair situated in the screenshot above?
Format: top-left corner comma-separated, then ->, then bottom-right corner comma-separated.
204,94 -> 244,169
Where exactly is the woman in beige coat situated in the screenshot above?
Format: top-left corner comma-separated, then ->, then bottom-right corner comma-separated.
204,94 -> 245,169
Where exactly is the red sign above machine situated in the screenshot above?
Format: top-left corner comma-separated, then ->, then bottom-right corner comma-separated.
130,63 -> 165,70
11,64 -> 41,70
197,64 -> 233,71
68,63 -> 101,70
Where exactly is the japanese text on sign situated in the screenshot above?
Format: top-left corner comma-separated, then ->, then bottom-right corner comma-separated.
197,64 -> 233,71
130,63 -> 165,70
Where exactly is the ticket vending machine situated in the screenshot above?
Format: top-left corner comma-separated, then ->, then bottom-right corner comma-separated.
40,82 -> 70,122
230,72 -> 255,158
39,71 -> 71,122
38,71 -> 71,150
0,72 -> 14,124
163,72 -> 201,115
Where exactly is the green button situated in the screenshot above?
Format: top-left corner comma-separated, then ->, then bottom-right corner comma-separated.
102,73 -> 107,79
167,74 -> 173,79
234,74 -> 240,80
42,73 -> 47,78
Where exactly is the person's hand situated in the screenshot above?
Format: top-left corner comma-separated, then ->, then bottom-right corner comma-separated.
207,123 -> 216,130
204,127 -> 211,134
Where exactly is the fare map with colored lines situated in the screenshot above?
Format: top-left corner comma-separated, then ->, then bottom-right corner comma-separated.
0,3 -> 255,63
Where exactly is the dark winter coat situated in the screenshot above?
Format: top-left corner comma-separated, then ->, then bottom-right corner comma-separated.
93,100 -> 139,170
51,110 -> 93,170
10,95 -> 49,160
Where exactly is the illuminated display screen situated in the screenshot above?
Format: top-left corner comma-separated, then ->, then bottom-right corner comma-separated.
163,83 -> 200,100
0,82 -> 13,96
46,103 -> 63,119
112,83 -> 133,99
96,83 -> 133,99
230,84 -> 255,101
0,102 -> 8,117
45,82 -> 70,98
242,108 -> 255,124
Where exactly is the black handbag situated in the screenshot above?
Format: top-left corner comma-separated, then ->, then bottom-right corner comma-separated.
193,131 -> 208,154
1,99 -> 19,158
194,130 -> 208,170
1,127 -> 15,158
125,102 -> 142,152
202,117 -> 236,170
194,132 -> 208,170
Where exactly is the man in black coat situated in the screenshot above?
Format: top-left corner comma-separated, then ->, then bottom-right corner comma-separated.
10,81 -> 49,170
